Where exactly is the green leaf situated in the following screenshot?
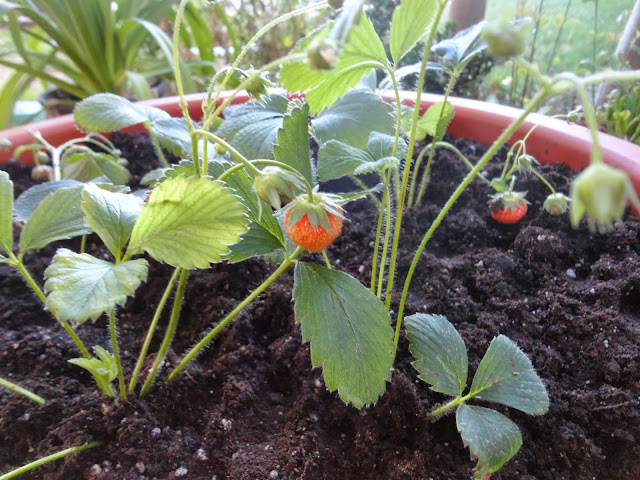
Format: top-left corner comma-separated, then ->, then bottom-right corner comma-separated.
405,313 -> 468,397
367,132 -> 408,161
273,102 -> 314,187
126,175 -> 249,269
416,101 -> 454,140
74,93 -> 170,132
317,140 -> 373,182
19,186 -> 93,251
151,117 -> 217,160
207,162 -> 285,263
44,248 -> 148,324
339,10 -> 387,66
69,346 -> 118,396
293,262 -> 394,408
390,0 -> 439,65
469,335 -> 549,415
81,184 -> 143,258
456,404 -> 522,478
159,160 -> 286,262
312,89 -> 394,150
14,180 -> 81,222
353,156 -> 399,176
278,24 -> 334,93
62,151 -> 130,185
0,171 -> 13,253
280,14 -> 385,106
151,117 -> 194,157
216,95 -> 289,160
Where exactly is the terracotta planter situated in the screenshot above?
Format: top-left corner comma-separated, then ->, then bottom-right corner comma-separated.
2,90 -> 640,193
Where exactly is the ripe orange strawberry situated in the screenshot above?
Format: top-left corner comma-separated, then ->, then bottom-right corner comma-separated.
284,209 -> 343,252
488,191 -> 529,224
490,200 -> 527,224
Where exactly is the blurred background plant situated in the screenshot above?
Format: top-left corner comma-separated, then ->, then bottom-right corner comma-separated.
0,0 -> 216,128
1,0 -> 639,145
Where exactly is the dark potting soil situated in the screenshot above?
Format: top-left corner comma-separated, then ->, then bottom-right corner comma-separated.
1,131 -> 639,480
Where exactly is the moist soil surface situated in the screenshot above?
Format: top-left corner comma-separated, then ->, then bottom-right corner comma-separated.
1,131 -> 639,480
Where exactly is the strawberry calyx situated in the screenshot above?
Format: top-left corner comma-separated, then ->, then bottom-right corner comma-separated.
283,190 -> 345,234
488,190 -> 529,213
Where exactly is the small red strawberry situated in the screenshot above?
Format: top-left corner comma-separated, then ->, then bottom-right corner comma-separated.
283,193 -> 344,252
489,191 -> 529,224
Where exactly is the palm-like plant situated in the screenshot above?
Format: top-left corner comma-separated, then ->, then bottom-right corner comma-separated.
0,0 -> 215,126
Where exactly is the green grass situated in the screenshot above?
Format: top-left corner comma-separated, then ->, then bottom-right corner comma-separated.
485,0 -> 636,74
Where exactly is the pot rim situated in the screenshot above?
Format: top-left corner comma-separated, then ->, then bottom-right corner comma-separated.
1,90 -> 639,193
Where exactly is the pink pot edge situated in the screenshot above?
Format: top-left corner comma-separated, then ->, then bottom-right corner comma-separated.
1,89 -> 639,195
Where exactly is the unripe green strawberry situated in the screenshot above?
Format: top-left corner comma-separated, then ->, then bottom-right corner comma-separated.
284,208 -> 343,252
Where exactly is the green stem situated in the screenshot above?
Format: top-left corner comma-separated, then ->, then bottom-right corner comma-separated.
195,130 -> 262,176
206,1 -> 329,119
322,250 -> 332,269
393,88 -> 550,359
11,254 -> 90,359
139,269 -> 189,397
545,0 -> 572,74
376,186 -> 392,299
168,247 -> 302,381
531,168 -> 556,194
370,188 -> 386,293
129,267 -> 181,393
80,235 -> 87,254
108,311 -> 126,399
553,73 -> 602,164
203,53 -> 309,131
411,68 -> 457,207
384,0 -> 449,311
0,377 -> 45,405
0,442 -> 101,480
143,121 -> 169,168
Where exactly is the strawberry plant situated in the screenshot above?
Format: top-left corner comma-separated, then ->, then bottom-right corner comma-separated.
2,0 -> 640,478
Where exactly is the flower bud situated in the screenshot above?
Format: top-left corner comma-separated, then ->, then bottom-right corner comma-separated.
491,177 -> 509,193
31,165 -> 53,182
307,39 -> 337,70
481,21 -> 527,58
543,193 -> 570,215
570,163 -> 630,233
34,151 -> 50,165
254,166 -> 306,211
516,153 -> 538,171
328,0 -> 344,9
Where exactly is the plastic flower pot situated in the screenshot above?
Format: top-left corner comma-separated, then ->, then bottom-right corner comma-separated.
1,90 -> 640,195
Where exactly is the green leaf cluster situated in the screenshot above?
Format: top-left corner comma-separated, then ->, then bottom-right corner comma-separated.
69,346 -> 118,396
406,314 -> 549,478
318,131 -> 406,182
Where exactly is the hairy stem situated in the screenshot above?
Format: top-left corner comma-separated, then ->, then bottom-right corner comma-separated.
0,376 -> 45,405
108,311 -> 126,399
129,267 -> 181,393
169,247 -> 302,381
0,442 -> 100,480
393,88 -> 550,359
140,269 -> 189,397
